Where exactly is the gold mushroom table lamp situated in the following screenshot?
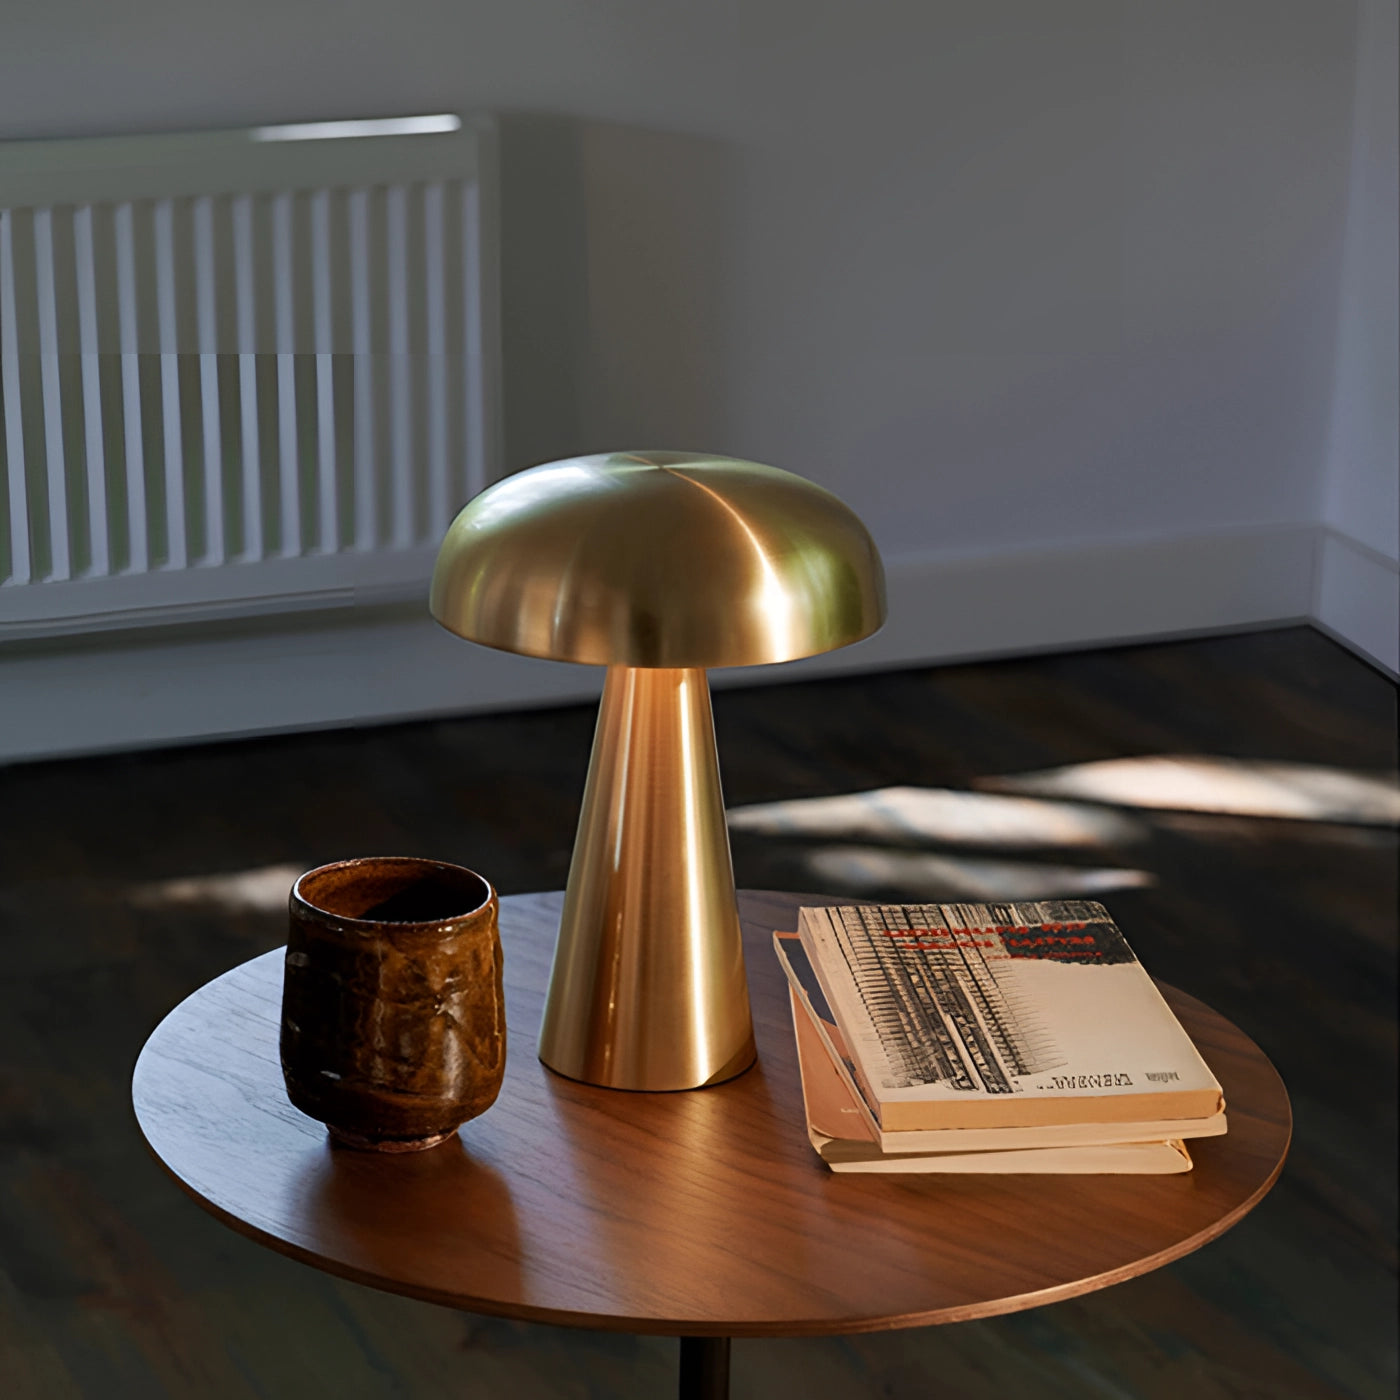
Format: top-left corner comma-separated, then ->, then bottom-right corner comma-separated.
430,452 -> 886,1091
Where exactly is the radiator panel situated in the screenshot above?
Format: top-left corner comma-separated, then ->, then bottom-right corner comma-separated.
0,118 -> 499,638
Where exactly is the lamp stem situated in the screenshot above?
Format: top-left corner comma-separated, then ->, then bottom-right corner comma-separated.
539,666 -> 756,1090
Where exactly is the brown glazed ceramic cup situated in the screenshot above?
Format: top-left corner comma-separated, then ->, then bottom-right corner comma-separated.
281,857 -> 505,1152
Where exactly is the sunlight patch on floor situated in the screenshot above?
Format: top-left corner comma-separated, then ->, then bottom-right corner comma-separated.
797,846 -> 1154,902
130,863 -> 306,913
728,786 -> 1144,849
979,757 -> 1400,826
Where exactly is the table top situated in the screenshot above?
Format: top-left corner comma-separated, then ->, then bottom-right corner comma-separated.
132,890 -> 1291,1338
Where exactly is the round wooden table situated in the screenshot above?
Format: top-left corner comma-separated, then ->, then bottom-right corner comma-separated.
133,891 -> 1291,1400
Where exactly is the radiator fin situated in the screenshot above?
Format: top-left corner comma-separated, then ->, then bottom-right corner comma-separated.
1,146 -> 494,634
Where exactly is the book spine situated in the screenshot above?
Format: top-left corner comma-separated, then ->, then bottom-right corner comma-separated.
789,996 -> 881,1138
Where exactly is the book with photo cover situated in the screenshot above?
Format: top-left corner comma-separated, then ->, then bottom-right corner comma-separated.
774,933 -> 1227,1156
794,901 -> 1225,1133
785,981 -> 1195,1174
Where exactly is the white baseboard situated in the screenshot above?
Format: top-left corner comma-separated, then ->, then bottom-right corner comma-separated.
0,608 -> 602,765
0,523 -> 1320,764
1311,529 -> 1400,677
720,523 -> 1317,687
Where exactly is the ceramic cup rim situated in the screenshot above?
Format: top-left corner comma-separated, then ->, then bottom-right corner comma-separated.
291,855 -> 494,929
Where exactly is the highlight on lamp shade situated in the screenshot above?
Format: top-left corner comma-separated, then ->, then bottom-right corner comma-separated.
429,451 -> 886,669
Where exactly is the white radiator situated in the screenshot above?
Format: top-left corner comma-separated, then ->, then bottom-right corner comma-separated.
0,115 -> 500,640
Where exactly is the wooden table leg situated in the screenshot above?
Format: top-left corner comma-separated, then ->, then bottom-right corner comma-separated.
679,1337 -> 730,1400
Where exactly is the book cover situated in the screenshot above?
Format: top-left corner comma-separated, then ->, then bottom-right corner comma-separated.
774,934 -> 1228,1152
797,901 -> 1224,1132
787,987 -> 1194,1174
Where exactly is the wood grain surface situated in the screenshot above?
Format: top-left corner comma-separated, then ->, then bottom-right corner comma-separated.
132,889 -> 1290,1339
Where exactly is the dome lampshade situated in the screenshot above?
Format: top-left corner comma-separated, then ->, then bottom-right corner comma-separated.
429,451 -> 886,669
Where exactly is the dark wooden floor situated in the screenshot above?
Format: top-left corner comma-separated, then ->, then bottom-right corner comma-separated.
0,625 -> 1394,1398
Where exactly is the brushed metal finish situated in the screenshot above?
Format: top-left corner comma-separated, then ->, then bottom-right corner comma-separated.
539,666 -> 756,1090
429,451 -> 886,669
431,451 -> 884,1090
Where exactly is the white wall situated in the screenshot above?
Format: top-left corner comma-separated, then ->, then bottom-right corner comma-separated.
1317,0 -> 1399,673
0,2 -> 1385,759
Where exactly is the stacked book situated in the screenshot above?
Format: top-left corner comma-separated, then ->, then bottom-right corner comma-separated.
775,900 -> 1226,1174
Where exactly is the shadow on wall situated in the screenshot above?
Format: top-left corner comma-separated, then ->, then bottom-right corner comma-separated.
497,113 -> 743,473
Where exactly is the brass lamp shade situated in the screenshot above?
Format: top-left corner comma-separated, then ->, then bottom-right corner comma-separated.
431,451 -> 885,1090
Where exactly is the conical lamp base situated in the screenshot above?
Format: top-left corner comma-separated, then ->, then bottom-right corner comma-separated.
538,666 -> 756,1090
